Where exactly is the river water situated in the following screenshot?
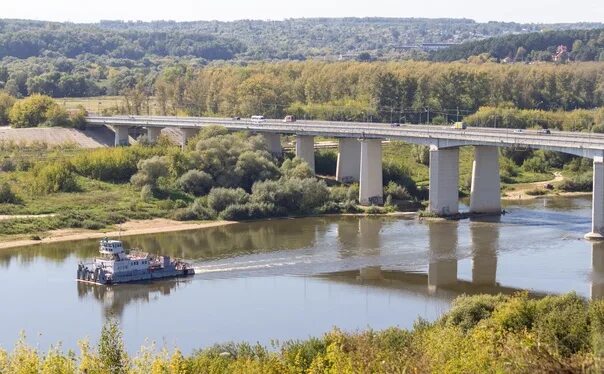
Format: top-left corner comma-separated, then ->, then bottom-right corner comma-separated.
0,196 -> 602,353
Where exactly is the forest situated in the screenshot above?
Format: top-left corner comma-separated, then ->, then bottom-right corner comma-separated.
433,28 -> 604,62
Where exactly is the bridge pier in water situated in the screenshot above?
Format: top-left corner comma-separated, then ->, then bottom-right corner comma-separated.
428,147 -> 459,215
470,218 -> 499,286
470,146 -> 501,214
146,127 -> 163,144
587,157 -> 604,240
113,125 -> 130,146
428,222 -> 458,292
179,128 -> 199,149
336,138 -> 361,183
359,139 -> 383,205
260,133 -> 282,157
296,135 -> 315,173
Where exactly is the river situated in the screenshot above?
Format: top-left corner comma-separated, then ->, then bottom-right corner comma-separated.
0,195 -> 601,353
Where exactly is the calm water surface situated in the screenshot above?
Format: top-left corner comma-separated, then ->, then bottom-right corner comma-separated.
0,196 -> 602,353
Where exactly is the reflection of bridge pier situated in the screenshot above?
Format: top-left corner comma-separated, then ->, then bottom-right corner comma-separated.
337,217 -> 383,257
470,217 -> 499,286
591,241 -> 604,300
428,222 -> 458,291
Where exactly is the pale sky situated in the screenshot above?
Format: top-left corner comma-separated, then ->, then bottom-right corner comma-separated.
1,0 -> 603,24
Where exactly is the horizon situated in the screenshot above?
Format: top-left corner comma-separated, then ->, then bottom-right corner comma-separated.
3,16 -> 604,26
2,0 -> 603,25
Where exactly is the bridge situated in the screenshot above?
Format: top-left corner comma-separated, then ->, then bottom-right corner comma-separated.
86,115 -> 604,239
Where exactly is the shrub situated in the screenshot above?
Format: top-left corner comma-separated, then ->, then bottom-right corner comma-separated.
234,150 -> 280,191
0,158 -> 16,172
0,182 -> 19,204
9,94 -> 67,128
383,162 -> 418,197
206,187 -> 250,213
130,156 -> 170,188
558,173 -> 592,192
522,156 -> 548,173
140,185 -> 153,202
0,91 -> 16,125
32,161 -> 79,193
281,157 -> 314,179
219,202 -> 276,220
442,294 -> 508,332
384,181 -> 411,200
72,147 -> 158,183
177,170 -> 213,196
70,105 -> 87,129
190,199 -> 217,220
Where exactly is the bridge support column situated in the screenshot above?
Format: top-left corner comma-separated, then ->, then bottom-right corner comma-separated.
180,128 -> 199,149
113,125 -> 130,147
336,138 -> 361,183
260,133 -> 282,156
591,242 -> 604,299
296,135 -> 315,172
146,127 -> 163,144
359,139 -> 383,205
470,146 -> 501,214
587,157 -> 604,240
429,147 -> 459,216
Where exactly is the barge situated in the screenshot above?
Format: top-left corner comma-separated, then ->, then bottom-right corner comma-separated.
77,238 -> 195,285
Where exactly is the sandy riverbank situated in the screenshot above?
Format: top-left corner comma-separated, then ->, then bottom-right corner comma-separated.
0,218 -> 237,250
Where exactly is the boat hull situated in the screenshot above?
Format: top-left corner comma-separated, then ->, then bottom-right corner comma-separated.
77,268 -> 195,285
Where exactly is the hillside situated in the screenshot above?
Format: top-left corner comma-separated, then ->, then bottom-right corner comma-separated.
432,28 -> 604,62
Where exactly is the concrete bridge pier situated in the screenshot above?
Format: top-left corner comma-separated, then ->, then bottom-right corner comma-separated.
470,146 -> 501,214
359,139 -> 383,205
113,125 -> 130,146
179,128 -> 199,149
296,135 -> 315,172
336,138 -> 361,183
146,127 -> 163,144
587,157 -> 604,240
591,241 -> 604,299
429,147 -> 459,215
260,133 -> 282,156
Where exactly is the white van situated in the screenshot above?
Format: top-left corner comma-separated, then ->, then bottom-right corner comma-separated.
251,115 -> 265,123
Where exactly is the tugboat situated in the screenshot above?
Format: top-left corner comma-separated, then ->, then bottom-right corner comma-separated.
77,238 -> 195,285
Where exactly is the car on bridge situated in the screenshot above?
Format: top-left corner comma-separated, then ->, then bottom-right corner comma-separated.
451,122 -> 467,130
538,129 -> 551,134
251,115 -> 265,123
283,115 -> 296,123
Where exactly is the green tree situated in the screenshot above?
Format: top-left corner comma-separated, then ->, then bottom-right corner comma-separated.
98,319 -> 128,374
8,94 -> 66,128
0,91 -> 16,125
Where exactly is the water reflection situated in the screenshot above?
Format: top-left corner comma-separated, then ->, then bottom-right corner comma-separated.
77,279 -> 190,318
427,221 -> 458,291
470,217 -> 499,286
592,241 -> 604,300
336,217 -> 383,257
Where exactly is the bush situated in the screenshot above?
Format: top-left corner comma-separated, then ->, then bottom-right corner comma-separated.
8,94 -> 67,128
281,157 -> 314,179
177,170 -> 213,196
0,91 -> 16,125
384,181 -> 411,200
522,156 -> 548,173
383,162 -> 418,197
0,182 -> 19,204
130,156 -> 170,188
140,184 -> 153,201
206,187 -> 250,213
234,150 -> 280,191
219,202 -> 276,220
32,161 -> 79,193
72,147 -> 159,183
558,173 -> 592,192
0,158 -> 16,172
442,294 -> 508,332
70,105 -> 87,129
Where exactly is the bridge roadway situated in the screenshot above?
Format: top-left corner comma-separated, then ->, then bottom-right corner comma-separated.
86,115 -> 604,240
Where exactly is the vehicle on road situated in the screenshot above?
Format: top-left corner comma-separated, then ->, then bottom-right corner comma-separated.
283,115 -> 296,123
390,123 -> 400,127
538,129 -> 551,134
251,115 -> 265,123
232,116 -> 241,120
451,121 -> 467,130
513,129 -> 524,133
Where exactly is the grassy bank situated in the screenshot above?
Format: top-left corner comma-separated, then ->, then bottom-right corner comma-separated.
1,292 -> 602,373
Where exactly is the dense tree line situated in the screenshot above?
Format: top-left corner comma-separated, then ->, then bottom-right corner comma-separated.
149,61 -> 604,122
433,28 -> 604,62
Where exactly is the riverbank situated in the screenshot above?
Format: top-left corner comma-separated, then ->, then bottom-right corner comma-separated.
0,218 -> 237,250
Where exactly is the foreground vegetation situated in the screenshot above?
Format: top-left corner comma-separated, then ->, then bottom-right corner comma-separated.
1,292 -> 603,373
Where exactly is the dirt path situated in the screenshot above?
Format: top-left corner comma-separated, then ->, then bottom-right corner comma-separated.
0,219 -> 236,250
502,172 -> 581,200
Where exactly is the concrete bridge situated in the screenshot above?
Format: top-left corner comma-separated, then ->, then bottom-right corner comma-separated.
86,115 -> 604,239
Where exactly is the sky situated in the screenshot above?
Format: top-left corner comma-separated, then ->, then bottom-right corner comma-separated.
1,0 -> 603,24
